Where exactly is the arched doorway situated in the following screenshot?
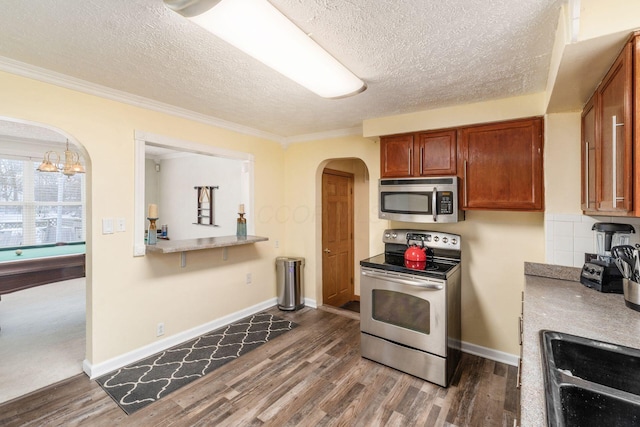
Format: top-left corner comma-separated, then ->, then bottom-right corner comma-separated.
319,158 -> 369,310
0,118 -> 89,403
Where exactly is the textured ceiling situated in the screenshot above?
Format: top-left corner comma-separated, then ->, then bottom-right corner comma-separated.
0,0 -> 565,139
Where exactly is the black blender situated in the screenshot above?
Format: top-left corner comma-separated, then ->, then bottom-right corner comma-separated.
581,222 -> 635,293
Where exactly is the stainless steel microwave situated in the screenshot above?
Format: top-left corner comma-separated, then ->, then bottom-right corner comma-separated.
378,177 -> 464,223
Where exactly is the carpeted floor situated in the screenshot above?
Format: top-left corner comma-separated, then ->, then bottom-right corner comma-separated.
96,312 -> 296,415
0,278 -> 85,404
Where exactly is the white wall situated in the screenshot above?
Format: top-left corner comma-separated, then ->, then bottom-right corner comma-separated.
157,153 -> 244,240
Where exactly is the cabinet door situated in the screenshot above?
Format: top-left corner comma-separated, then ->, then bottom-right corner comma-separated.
416,130 -> 457,176
380,134 -> 414,177
581,94 -> 597,212
597,41 -> 633,213
459,117 -> 544,211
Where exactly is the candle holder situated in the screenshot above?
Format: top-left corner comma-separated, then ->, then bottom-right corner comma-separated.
147,217 -> 158,245
236,212 -> 247,238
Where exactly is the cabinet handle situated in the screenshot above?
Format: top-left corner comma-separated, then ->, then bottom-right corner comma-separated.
464,160 -> 468,207
585,142 -> 589,206
420,147 -> 424,174
408,148 -> 412,175
612,115 -> 625,206
517,353 -> 523,389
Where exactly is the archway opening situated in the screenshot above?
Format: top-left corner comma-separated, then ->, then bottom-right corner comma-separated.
316,157 -> 370,310
0,118 -> 90,403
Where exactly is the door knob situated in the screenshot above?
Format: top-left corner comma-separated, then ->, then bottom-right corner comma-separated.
323,248 -> 331,253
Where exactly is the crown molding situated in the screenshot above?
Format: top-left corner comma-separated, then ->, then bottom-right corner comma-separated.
0,56 -> 285,144
0,56 -> 367,148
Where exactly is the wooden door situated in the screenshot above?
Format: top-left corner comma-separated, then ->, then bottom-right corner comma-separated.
416,130 -> 457,176
597,41 -> 633,213
581,93 -> 597,212
380,134 -> 414,177
322,169 -> 354,308
459,117 -> 544,211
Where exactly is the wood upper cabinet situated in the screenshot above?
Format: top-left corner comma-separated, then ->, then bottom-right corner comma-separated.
581,93 -> 597,212
581,36 -> 634,216
415,130 -> 457,175
458,117 -> 544,211
596,40 -> 633,213
380,130 -> 456,177
380,134 -> 414,177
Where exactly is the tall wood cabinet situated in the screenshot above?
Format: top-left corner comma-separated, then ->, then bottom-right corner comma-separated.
380,130 -> 456,177
458,117 -> 544,211
581,35 -> 635,216
581,94 -> 597,211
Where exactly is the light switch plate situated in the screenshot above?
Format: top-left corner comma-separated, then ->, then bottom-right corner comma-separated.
116,218 -> 126,232
102,218 -> 114,234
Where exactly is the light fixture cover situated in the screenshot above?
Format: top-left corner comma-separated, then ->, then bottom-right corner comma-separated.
165,0 -> 366,98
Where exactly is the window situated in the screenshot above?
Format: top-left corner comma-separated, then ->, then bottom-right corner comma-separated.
0,157 -> 86,248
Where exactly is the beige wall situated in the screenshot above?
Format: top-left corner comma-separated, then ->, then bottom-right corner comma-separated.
363,93 -> 546,137
578,0 -> 640,42
544,112 -> 582,214
283,137 -> 387,305
0,71 -> 285,364
0,52 -> 594,365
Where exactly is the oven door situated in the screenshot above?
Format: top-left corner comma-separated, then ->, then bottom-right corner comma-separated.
360,267 -> 446,357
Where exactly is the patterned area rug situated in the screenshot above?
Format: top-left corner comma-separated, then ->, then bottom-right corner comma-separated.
96,312 -> 296,415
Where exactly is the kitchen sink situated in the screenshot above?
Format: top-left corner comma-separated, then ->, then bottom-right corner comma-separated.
540,330 -> 640,427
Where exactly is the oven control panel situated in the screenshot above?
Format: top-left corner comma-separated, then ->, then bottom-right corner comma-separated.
383,229 -> 461,251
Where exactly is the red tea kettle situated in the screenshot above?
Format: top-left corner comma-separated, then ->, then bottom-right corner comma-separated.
404,240 -> 428,270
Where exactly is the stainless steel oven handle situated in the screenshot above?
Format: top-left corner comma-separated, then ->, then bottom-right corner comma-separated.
362,270 -> 443,290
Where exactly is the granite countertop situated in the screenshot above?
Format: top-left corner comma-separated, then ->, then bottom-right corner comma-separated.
521,263 -> 640,426
145,235 -> 268,254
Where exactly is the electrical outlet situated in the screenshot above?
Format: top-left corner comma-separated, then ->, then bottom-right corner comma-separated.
246,273 -> 252,284
275,240 -> 279,248
157,322 -> 164,337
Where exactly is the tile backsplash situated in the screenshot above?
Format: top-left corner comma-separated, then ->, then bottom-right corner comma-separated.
545,214 -> 640,268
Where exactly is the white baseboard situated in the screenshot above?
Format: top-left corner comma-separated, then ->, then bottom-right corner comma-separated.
461,340 -> 519,367
84,298 -> 278,379
83,299 -> 517,380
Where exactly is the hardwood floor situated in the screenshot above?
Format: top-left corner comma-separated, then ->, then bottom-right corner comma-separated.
0,306 -> 519,426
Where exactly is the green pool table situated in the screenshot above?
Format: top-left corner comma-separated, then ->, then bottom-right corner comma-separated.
0,243 -> 86,295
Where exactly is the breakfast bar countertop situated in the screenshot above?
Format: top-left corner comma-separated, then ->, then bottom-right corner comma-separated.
145,235 -> 268,254
521,262 -> 640,426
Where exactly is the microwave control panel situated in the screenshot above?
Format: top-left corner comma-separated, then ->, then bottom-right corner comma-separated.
437,191 -> 454,214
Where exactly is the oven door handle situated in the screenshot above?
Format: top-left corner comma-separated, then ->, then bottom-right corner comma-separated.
362,270 -> 443,290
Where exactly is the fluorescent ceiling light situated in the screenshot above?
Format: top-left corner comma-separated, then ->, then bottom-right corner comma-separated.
165,0 -> 366,98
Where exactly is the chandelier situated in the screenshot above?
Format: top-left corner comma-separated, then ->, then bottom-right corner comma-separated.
37,140 -> 86,177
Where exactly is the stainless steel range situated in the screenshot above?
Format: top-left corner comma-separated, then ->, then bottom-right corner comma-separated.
360,229 -> 462,387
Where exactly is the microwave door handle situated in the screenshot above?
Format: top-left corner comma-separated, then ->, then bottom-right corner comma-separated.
432,186 -> 437,222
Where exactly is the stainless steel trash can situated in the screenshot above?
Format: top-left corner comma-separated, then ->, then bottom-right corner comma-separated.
276,257 -> 305,311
